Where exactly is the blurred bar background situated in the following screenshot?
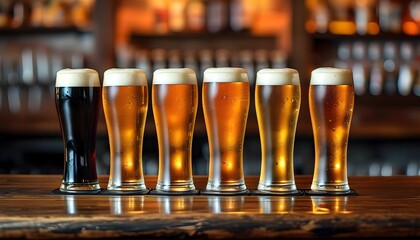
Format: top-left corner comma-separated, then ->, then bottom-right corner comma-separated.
0,0 -> 419,176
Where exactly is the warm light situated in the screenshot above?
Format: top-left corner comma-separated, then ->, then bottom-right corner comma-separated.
306,20 -> 317,33
403,22 -> 419,35
367,22 -> 380,35
329,21 -> 356,35
335,163 -> 341,170
174,154 -> 183,171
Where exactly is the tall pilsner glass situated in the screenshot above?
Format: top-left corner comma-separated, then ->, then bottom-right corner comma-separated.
203,67 -> 250,193
152,68 -> 198,192
309,67 -> 354,192
256,68 -> 300,193
55,68 -> 101,192
103,68 -> 148,191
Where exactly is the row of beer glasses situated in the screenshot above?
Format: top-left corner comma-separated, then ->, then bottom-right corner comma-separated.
55,67 -> 354,194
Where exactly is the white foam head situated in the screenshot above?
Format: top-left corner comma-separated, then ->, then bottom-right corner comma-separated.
310,67 -> 353,85
152,68 -> 197,85
56,68 -> 100,87
103,68 -> 147,86
203,67 -> 248,83
256,68 -> 300,86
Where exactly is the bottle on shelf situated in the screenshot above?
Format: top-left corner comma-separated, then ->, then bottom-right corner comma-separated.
206,0 -> 228,33
397,42 -> 415,96
238,49 -> 254,83
383,42 -> 399,95
135,50 -> 152,83
152,0 -> 169,34
368,42 -> 385,96
168,49 -> 183,68
410,0 -> 420,31
230,0 -> 254,32
354,0 -> 379,35
168,0 -> 187,33
335,42 -> 352,69
352,41 -> 368,95
215,49 -> 230,67
305,0 -> 330,34
378,0 -> 402,34
151,48 -> 167,71
186,0 -> 206,32
328,0 -> 356,35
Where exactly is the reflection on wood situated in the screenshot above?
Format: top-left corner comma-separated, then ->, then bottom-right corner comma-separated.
0,175 -> 419,239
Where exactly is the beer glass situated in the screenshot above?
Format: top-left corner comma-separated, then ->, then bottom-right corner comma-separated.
203,67 -> 249,192
309,67 -> 354,192
152,68 -> 198,192
55,68 -> 101,192
255,68 -> 300,193
103,68 -> 148,191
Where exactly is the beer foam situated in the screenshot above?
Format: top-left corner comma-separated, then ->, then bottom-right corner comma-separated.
56,68 -> 100,87
203,67 -> 248,83
256,68 -> 300,85
310,67 -> 353,85
103,68 -> 147,86
153,68 -> 197,85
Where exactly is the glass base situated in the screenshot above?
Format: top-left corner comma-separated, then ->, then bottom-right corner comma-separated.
206,180 -> 247,192
257,182 -> 297,193
60,182 -> 100,193
156,180 -> 195,192
311,182 -> 350,192
107,182 -> 147,191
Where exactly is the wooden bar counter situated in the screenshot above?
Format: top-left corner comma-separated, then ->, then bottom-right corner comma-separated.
0,175 -> 419,239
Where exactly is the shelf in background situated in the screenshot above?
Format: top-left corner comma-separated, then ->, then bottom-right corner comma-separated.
130,32 -> 277,50
310,32 -> 420,42
0,27 -> 92,36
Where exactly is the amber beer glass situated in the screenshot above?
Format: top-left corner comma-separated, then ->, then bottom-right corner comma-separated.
256,68 -> 300,193
152,68 -> 198,192
309,67 -> 354,192
203,68 -> 250,192
103,69 -> 148,191
55,69 -> 100,192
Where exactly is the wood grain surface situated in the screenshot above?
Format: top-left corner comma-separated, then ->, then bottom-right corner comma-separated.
0,175 -> 419,239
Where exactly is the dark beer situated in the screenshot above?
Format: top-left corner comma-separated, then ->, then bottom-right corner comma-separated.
309,67 -> 354,192
55,69 -> 100,192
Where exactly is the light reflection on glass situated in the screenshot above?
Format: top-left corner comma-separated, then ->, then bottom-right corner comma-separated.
109,196 -> 145,215
311,196 -> 352,214
208,196 -> 245,214
157,196 -> 194,214
258,196 -> 295,214
65,196 -> 77,215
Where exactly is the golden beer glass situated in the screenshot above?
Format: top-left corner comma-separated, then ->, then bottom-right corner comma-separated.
309,67 -> 354,192
203,68 -> 249,193
103,69 -> 148,192
152,68 -> 198,192
256,68 -> 300,193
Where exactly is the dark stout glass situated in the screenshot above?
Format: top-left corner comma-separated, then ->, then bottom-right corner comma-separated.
55,68 -> 100,192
